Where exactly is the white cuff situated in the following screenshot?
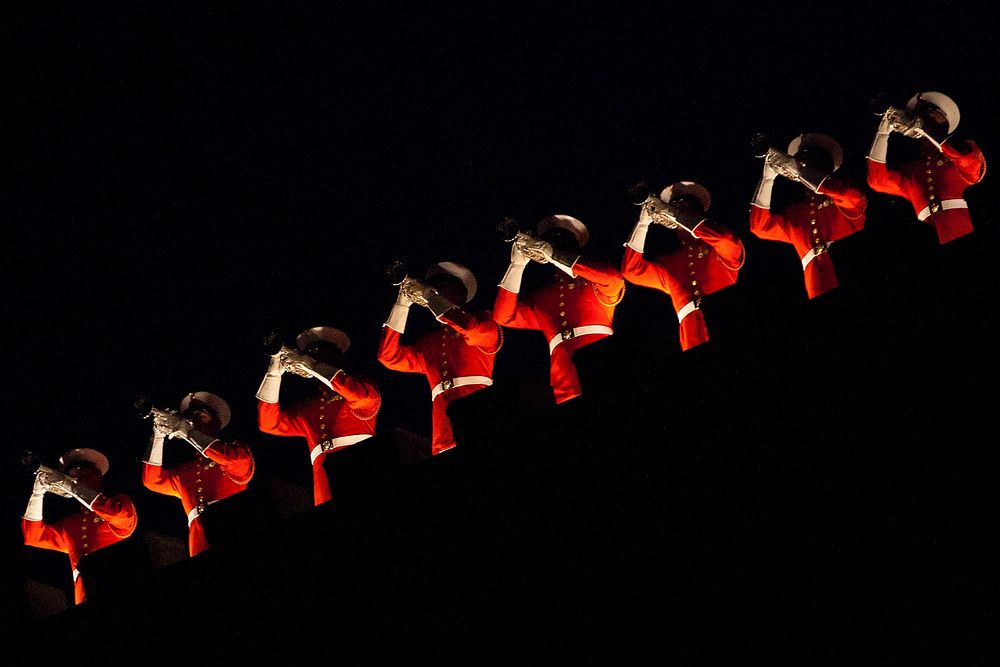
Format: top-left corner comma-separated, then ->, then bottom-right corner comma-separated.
24,491 -> 45,522
384,304 -> 410,333
625,221 -> 650,253
548,258 -> 576,277
752,175 -> 776,209
145,432 -> 165,466
868,132 -> 890,163
256,372 -> 283,403
498,262 -> 525,293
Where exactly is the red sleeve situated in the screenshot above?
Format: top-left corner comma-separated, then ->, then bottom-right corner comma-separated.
142,462 -> 180,497
573,259 -> 625,301
493,287 -> 541,330
257,400 -> 302,437
695,220 -> 746,269
942,139 -> 986,185
205,440 -> 255,485
819,177 -> 867,224
331,372 -> 381,418
440,308 -> 502,351
377,327 -> 425,373
866,158 -> 908,196
22,518 -> 69,553
92,493 -> 138,538
621,247 -> 671,291
749,204 -> 788,242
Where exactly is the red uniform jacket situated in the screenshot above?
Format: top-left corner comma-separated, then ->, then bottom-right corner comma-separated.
22,493 -> 138,604
750,177 -> 867,299
621,221 -> 744,350
142,440 -> 255,556
378,307 -> 501,454
258,373 -> 380,506
493,260 -> 625,403
867,139 -> 985,244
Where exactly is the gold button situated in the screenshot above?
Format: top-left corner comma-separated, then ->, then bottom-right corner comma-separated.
83,543 -> 88,549
94,517 -> 100,523
926,177 -> 933,182
812,228 -> 819,234
926,169 -> 932,174
691,280 -> 698,286
442,360 -> 448,365
559,302 -> 564,307
689,270 -> 696,276
688,262 -> 694,267
319,414 -> 325,420
694,290 -> 701,296
937,160 -> 944,166
810,219 -> 816,224
568,284 -> 575,289
929,194 -> 936,200
561,320 -> 568,326
928,185 -> 934,191
559,311 -> 565,316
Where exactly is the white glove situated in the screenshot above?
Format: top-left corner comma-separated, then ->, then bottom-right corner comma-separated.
499,243 -> 529,293
384,284 -> 413,333
868,113 -> 893,163
256,354 -> 285,403
24,477 -> 47,521
626,204 -> 653,252
752,163 -> 778,209
144,430 -> 165,466
153,410 -> 194,441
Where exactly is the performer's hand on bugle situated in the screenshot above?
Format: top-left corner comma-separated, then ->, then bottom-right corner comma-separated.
513,232 -> 553,264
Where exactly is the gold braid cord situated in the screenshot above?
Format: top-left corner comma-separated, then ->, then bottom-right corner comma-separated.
103,497 -> 138,539
222,448 -> 255,486
715,239 -> 746,271
593,282 -> 626,307
476,323 -> 504,356
959,150 -> 987,185
350,390 -> 382,421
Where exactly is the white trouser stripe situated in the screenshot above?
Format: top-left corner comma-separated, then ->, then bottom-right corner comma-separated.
917,198 -> 968,221
430,376 -> 493,401
676,301 -> 699,323
73,568 -> 81,582
310,434 -> 372,464
548,325 -> 614,354
187,499 -> 221,526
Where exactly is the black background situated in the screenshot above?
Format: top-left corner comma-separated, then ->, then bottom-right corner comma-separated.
3,4 -> 997,661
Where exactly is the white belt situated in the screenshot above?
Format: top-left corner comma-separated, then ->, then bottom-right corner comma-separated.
676,300 -> 700,323
917,198 -> 967,221
310,434 -> 372,464
801,242 -> 832,270
430,375 -> 493,401
73,568 -> 81,582
547,325 -> 614,354
187,499 -> 221,526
